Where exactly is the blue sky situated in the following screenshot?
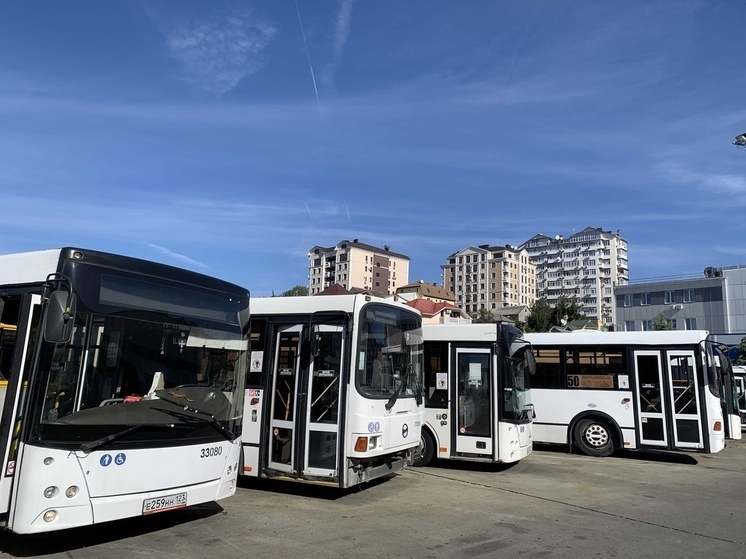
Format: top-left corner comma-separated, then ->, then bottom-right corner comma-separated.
1,1 -> 744,296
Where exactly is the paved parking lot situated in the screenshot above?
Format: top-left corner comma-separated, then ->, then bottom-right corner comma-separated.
2,437 -> 745,559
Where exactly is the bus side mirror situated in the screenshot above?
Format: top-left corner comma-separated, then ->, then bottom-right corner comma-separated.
44,291 -> 77,344
526,350 -> 536,375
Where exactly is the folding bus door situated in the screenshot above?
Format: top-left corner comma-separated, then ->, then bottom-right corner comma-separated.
454,349 -> 493,458
268,325 -> 302,474
665,350 -> 703,449
0,294 -> 40,513
268,324 -> 344,479
633,350 -> 668,447
302,325 -> 344,479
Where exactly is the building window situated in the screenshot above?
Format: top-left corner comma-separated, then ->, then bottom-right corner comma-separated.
684,289 -> 695,303
685,318 -> 697,330
625,320 -> 635,331
641,293 -> 651,305
664,291 -> 675,304
624,294 -> 633,307
667,318 -> 677,329
642,320 -> 653,331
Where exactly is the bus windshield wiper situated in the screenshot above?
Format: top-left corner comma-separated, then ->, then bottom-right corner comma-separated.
152,405 -> 236,442
80,423 -> 190,453
386,371 -> 406,411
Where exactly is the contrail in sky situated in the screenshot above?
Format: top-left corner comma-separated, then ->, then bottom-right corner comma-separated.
344,199 -> 352,225
305,202 -> 316,227
294,0 -> 321,113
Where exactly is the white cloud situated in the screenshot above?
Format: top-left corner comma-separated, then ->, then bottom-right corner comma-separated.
144,5 -> 278,95
146,243 -> 207,268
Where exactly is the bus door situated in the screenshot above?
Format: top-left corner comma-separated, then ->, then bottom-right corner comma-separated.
303,325 -> 343,479
268,325 -> 302,474
0,294 -> 40,514
665,350 -> 703,449
267,324 -> 344,479
453,348 -> 493,457
633,350 -> 668,447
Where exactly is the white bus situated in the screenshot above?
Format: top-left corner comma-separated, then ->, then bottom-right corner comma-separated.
0,248 -> 249,534
525,330 -> 726,457
240,295 -> 424,487
414,323 -> 535,467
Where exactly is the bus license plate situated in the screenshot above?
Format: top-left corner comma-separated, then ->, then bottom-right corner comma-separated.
142,492 -> 187,515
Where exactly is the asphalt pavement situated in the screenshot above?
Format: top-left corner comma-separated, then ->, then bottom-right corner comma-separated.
2,436 -> 745,559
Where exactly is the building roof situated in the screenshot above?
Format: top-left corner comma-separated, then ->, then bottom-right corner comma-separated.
397,281 -> 455,301
405,298 -> 464,318
314,283 -> 389,299
445,244 -> 522,259
309,239 -> 409,260
315,283 -> 352,296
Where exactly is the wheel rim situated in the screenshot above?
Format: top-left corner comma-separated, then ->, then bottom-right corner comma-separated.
584,424 -> 609,448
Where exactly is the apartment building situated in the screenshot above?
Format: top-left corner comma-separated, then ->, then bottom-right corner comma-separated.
520,227 -> 629,327
615,265 -> 746,343
308,239 -> 410,295
441,244 -> 536,316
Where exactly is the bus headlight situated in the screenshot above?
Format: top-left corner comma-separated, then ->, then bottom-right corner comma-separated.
354,436 -> 381,452
43,510 -> 58,523
43,486 -> 58,499
65,486 -> 78,498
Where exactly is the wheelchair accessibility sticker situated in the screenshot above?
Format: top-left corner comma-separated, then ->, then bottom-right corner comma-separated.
100,453 -> 127,467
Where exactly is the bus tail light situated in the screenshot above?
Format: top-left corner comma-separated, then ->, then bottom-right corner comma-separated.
714,421 -> 722,432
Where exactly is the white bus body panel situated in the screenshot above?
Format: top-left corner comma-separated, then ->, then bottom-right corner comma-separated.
10,441 -> 240,534
241,387 -> 263,477
532,389 -> 636,446
499,421 -> 532,462
0,249 -> 61,284
705,393 -> 726,453
346,393 -> 423,459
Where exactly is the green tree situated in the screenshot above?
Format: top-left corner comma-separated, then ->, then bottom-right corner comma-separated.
471,308 -> 496,323
526,299 -> 553,332
652,313 -> 672,330
280,285 -> 309,297
553,296 -> 584,326
525,296 -> 585,332
733,337 -> 746,365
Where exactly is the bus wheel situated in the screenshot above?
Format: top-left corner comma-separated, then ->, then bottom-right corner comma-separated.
413,431 -> 434,467
573,418 -> 614,457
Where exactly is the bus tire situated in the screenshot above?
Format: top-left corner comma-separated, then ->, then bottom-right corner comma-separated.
413,430 -> 434,467
573,418 -> 614,457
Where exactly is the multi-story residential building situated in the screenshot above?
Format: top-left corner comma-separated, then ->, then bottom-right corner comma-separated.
441,244 -> 536,316
520,227 -> 629,327
308,240 -> 409,296
615,265 -> 746,345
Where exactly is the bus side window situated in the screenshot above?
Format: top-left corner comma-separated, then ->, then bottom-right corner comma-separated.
532,347 -> 562,389
424,341 -> 448,408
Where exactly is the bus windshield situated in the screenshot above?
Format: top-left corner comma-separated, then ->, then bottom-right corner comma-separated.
502,337 -> 534,422
357,305 -> 423,400
30,307 -> 247,448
